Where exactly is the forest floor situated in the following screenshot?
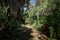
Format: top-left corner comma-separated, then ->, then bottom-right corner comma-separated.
21,24 -> 50,40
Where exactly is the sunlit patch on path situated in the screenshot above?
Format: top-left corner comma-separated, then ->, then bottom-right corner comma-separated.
21,24 -> 50,40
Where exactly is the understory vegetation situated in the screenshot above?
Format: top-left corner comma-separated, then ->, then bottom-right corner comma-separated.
0,0 -> 60,40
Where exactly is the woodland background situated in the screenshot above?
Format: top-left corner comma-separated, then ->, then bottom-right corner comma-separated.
0,0 -> 60,40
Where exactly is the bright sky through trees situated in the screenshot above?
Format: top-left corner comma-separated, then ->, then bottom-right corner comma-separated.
23,0 -> 36,11
29,0 -> 36,6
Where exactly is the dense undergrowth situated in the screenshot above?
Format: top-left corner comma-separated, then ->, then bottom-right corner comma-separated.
0,0 -> 60,40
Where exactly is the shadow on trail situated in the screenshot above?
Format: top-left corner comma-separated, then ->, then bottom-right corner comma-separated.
0,26 -> 33,40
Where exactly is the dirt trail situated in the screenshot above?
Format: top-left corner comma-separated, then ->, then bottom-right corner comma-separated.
21,24 -> 50,40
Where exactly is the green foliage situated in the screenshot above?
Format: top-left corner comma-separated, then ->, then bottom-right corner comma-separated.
25,0 -> 60,40
0,4 -> 32,40
26,0 -> 52,28
0,0 -> 60,40
0,6 -> 8,24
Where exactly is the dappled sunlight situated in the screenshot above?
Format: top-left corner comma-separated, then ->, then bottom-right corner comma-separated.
0,0 -> 60,40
